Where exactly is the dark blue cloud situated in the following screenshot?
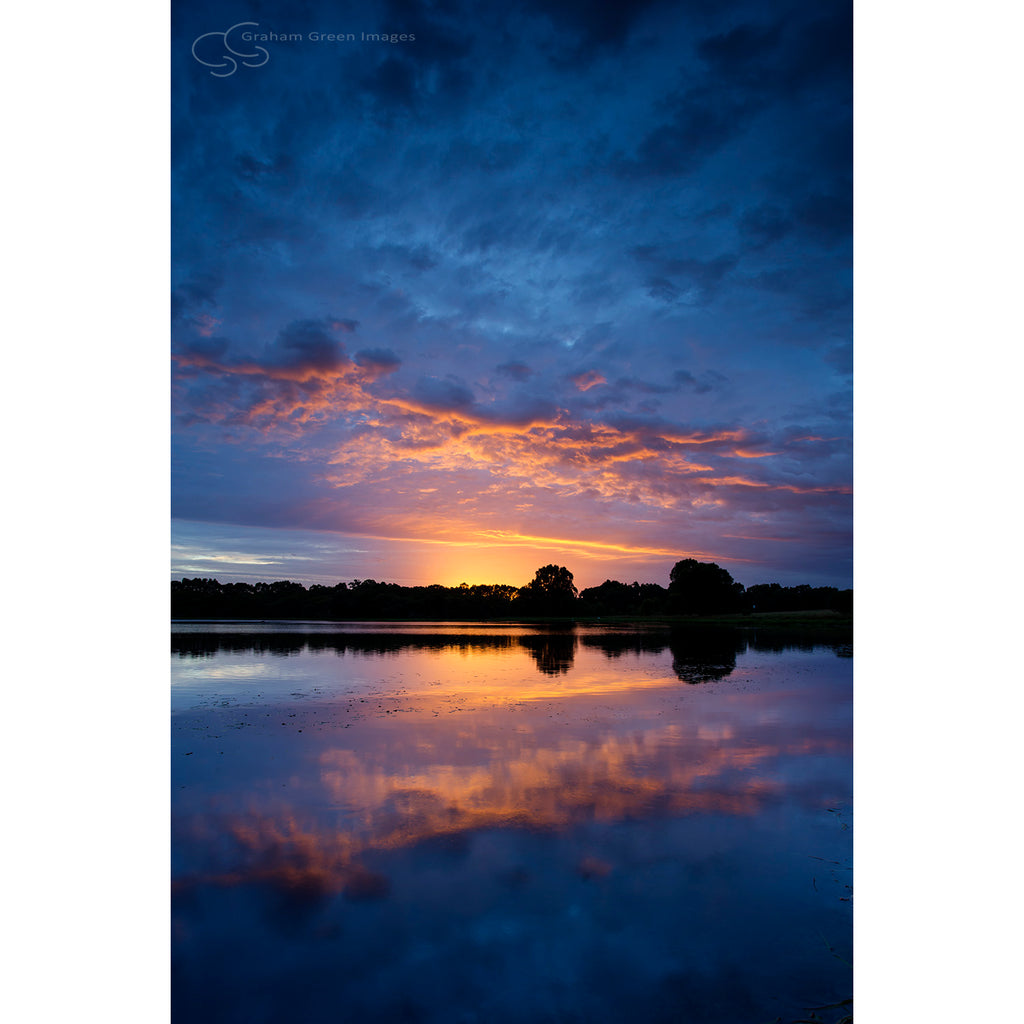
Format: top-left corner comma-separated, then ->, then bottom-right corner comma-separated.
355,348 -> 402,373
361,56 -> 419,109
171,271 -> 222,322
412,375 -> 476,412
274,319 -> 354,372
738,204 -> 791,248
525,0 -> 668,58
496,361 -> 533,381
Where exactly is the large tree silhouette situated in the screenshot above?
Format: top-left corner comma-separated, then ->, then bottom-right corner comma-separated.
667,559 -> 745,615
515,564 -> 578,616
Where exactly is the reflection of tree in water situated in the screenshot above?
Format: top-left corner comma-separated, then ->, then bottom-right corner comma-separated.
171,632 -> 519,659
745,628 -> 852,656
578,633 -> 672,659
667,628 -> 744,684
172,626 -> 850,670
517,631 -> 578,675
172,629 -> 584,674
172,633 -> 309,658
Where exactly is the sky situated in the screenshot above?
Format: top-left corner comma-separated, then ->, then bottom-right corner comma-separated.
171,0 -> 852,590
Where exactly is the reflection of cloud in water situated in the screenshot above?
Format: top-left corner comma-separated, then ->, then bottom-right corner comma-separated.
317,727 -> 783,834
174,662 -> 275,680
175,812 -> 390,909
175,713 -> 848,899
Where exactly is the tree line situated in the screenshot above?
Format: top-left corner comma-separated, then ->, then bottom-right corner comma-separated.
171,559 -> 852,620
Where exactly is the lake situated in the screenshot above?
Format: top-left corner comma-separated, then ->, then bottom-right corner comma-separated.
172,622 -> 852,1024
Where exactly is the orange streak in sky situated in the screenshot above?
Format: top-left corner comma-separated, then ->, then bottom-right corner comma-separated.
473,531 -> 695,559
327,528 -> 693,562
695,475 -> 852,495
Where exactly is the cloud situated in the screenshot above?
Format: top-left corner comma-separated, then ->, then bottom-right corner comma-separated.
739,204 -> 792,248
696,21 -> 785,77
525,0 -> 667,57
411,375 -> 476,412
234,151 -> 293,182
624,84 -> 763,178
171,271 -> 222,322
793,192 -> 851,246
354,348 -> 402,376
361,56 -> 418,110
632,248 -> 738,303
496,361 -> 533,381
274,318 -> 355,372
570,370 -> 607,392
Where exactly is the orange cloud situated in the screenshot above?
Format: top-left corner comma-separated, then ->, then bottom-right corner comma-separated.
693,475 -> 852,495
569,370 -> 607,391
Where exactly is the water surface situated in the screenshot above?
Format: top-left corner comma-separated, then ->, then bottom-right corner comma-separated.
172,622 -> 852,1024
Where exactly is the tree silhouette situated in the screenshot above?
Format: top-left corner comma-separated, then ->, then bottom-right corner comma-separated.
577,579 -> 670,616
668,559 -> 745,615
173,563 -> 849,621
515,564 -> 578,616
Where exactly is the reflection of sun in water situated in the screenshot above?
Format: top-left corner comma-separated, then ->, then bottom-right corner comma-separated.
363,645 -> 682,702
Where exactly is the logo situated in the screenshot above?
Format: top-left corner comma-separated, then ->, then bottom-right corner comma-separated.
192,22 -> 270,77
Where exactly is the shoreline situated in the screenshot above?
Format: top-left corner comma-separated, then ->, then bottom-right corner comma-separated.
172,610 -> 852,629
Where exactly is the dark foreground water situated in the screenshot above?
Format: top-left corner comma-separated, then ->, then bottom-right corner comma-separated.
172,622 -> 852,1024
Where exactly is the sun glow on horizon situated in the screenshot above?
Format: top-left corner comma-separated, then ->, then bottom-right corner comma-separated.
170,517 -> 812,593
356,531 -> 759,590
